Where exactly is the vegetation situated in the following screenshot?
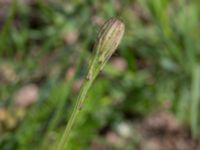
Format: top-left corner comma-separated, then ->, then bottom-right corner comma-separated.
56,18 -> 124,150
1,0 -> 200,149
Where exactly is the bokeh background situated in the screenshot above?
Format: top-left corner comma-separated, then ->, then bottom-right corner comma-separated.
1,0 -> 200,149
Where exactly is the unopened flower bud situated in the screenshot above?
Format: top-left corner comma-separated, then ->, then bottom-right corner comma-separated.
87,18 -> 125,80
95,18 -> 125,62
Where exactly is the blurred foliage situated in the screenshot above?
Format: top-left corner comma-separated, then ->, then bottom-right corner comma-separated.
1,0 -> 200,149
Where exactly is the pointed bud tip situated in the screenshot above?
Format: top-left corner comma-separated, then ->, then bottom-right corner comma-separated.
95,18 -> 125,57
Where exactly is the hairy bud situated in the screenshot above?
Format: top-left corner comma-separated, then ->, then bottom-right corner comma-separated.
95,18 -> 125,62
87,18 -> 125,80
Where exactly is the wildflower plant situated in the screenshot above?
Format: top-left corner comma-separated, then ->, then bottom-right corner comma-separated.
56,18 -> 125,150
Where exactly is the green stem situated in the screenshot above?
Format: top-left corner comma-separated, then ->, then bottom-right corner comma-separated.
55,56 -> 99,150
55,77 -> 93,150
46,53 -> 83,136
55,18 -> 124,150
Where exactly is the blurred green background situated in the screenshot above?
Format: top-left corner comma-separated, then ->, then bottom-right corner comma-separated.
1,0 -> 200,149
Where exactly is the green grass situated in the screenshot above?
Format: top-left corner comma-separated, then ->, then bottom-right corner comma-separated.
1,0 -> 200,149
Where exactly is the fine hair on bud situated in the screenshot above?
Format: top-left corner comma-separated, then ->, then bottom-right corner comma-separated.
95,18 -> 125,62
88,18 -> 125,80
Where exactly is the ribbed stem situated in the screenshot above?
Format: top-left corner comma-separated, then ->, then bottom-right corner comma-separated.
55,78 -> 93,150
55,18 -> 124,150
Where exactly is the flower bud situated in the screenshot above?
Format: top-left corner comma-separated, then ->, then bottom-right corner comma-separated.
95,18 -> 125,62
87,18 -> 125,80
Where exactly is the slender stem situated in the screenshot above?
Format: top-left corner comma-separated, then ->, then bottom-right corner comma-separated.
55,18 -> 124,150
55,78 -> 93,150
55,57 -> 99,150
45,52 -> 84,135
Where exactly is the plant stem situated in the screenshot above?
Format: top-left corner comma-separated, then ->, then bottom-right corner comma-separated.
55,55 -> 99,150
56,77 -> 93,150
56,18 -> 124,150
